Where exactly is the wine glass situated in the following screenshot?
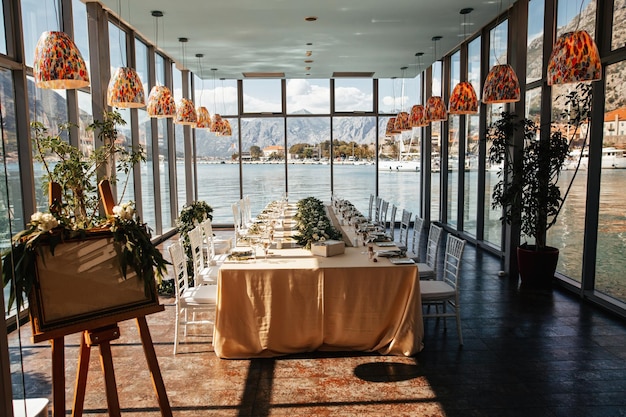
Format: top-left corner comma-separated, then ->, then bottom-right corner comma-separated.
262,238 -> 271,259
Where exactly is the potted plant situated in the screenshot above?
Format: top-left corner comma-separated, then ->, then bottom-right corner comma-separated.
2,111 -> 169,334
485,83 -> 592,288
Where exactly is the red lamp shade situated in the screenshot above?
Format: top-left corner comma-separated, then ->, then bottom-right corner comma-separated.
426,96 -> 447,122
547,30 -> 601,86
211,114 -> 223,133
107,67 -> 146,108
394,111 -> 411,131
482,64 -> 520,104
33,31 -> 89,89
409,105 -> 428,127
174,98 -> 197,126
147,85 -> 176,118
385,117 -> 401,136
195,106 -> 212,129
449,81 -> 478,115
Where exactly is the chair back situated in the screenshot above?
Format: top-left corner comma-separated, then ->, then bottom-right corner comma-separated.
188,226 -> 206,284
411,216 -> 424,260
379,200 -> 389,227
398,209 -> 412,248
367,194 -> 375,221
388,204 -> 398,240
168,241 -> 189,302
442,234 -> 466,291
374,196 -> 382,223
200,218 -> 216,259
425,223 -> 443,271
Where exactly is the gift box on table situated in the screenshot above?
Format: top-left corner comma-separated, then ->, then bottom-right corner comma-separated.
311,240 -> 345,257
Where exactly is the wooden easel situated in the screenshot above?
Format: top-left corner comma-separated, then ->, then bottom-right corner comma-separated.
48,313 -> 172,417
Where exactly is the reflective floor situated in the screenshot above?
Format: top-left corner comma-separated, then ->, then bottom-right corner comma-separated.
8,231 -> 626,416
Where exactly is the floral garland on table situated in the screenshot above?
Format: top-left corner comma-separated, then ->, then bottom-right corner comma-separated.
294,197 -> 343,249
1,201 -> 169,311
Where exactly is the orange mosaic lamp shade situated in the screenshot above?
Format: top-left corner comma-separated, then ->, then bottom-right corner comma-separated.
211,114 -> 223,133
33,31 -> 90,89
385,117 -> 400,137
409,105 -> 428,127
195,106 -> 212,129
482,64 -> 520,104
426,96 -> 448,122
174,98 -> 197,126
147,85 -> 176,118
221,119 -> 233,136
107,67 -> 146,108
449,81 -> 478,115
394,111 -> 411,131
547,30 -> 601,86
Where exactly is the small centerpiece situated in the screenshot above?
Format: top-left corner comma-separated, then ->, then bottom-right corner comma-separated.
293,197 -> 342,249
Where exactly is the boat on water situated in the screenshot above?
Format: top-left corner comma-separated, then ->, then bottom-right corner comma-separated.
564,147 -> 626,170
378,159 -> 420,172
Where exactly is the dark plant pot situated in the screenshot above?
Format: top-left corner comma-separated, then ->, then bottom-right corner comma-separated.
517,245 -> 559,290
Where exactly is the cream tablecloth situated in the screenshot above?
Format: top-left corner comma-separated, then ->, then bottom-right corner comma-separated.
213,245 -> 423,358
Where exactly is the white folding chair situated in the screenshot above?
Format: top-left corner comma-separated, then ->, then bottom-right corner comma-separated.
416,223 -> 443,280
420,234 -> 466,345
388,204 -> 398,240
189,226 -> 219,284
407,215 -> 423,261
168,240 -> 217,354
200,218 -> 231,259
397,209 -> 412,251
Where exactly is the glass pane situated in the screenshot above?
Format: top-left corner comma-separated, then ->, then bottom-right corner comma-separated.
612,0 -> 626,50
431,61 -> 442,222
159,117 -> 172,232
242,79 -> 282,113
172,64 -> 186,210
557,0 -> 595,39
287,79 -> 330,114
334,79 -> 373,112
21,0 -> 59,68
0,1 -> 7,55
490,20 -> 508,67
286,117 -> 331,202
447,116 -> 460,228
1,70 -> 22,318
196,118 -> 240,224
108,22 -> 126,73
526,0 -> 544,84
217,78 -> 237,116
115,108 -> 134,203
29,75 -> 68,213
140,108 -> 155,229
72,0 -> 90,80
77,90 -> 93,156
594,61 -> 626,302
379,78 -> 401,114
242,117 -> 285,214
464,114 -> 479,236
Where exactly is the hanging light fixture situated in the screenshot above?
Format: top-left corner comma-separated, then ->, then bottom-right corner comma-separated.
210,69 -> 223,134
174,37 -> 197,126
147,11 -> 176,118
34,31 -> 90,89
219,78 -> 232,136
482,1 -> 520,104
482,64 -> 520,104
449,8 -> 479,115
409,52 -> 429,128
194,53 -> 212,129
394,67 -> 411,131
426,36 -> 448,122
547,30 -> 601,85
385,117 -> 399,137
107,0 -> 145,108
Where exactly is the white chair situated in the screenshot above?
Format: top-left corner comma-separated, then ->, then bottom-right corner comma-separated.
416,223 -> 443,280
420,234 -> 466,345
367,194 -> 375,221
199,218 -> 231,258
396,209 -> 412,250
407,215 -> 424,261
373,196 -> 382,224
168,240 -> 217,354
377,200 -> 389,229
388,204 -> 398,240
188,226 -> 219,284
232,202 -> 247,245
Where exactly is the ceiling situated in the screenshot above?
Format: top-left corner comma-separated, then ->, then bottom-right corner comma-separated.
94,0 -> 509,80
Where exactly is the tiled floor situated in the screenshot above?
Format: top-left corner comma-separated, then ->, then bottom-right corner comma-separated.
8,231 -> 626,416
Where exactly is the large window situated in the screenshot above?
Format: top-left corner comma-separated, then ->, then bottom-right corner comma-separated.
447,51 -> 461,228
243,79 -> 282,113
526,0 -> 544,84
287,79 -> 330,114
464,36 -> 481,237
430,61 -> 443,222
21,0 -> 59,68
334,79 -> 373,113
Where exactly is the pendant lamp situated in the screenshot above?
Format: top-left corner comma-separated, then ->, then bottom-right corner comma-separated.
218,78 -> 232,136
33,31 -> 90,89
194,53 -> 212,129
385,117 -> 400,137
174,38 -> 197,126
210,69 -> 222,133
547,30 -> 601,85
107,66 -> 146,108
409,104 -> 428,127
426,36 -> 447,122
394,67 -> 411,131
449,8 -> 479,115
147,11 -> 176,118
449,81 -> 478,114
482,64 -> 520,104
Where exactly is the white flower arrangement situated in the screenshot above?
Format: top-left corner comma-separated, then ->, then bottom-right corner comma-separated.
112,201 -> 136,221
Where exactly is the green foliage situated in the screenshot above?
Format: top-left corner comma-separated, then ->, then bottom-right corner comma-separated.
485,84 -> 592,250
294,197 -> 342,249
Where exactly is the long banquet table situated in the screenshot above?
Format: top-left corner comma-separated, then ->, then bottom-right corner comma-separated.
212,205 -> 424,358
